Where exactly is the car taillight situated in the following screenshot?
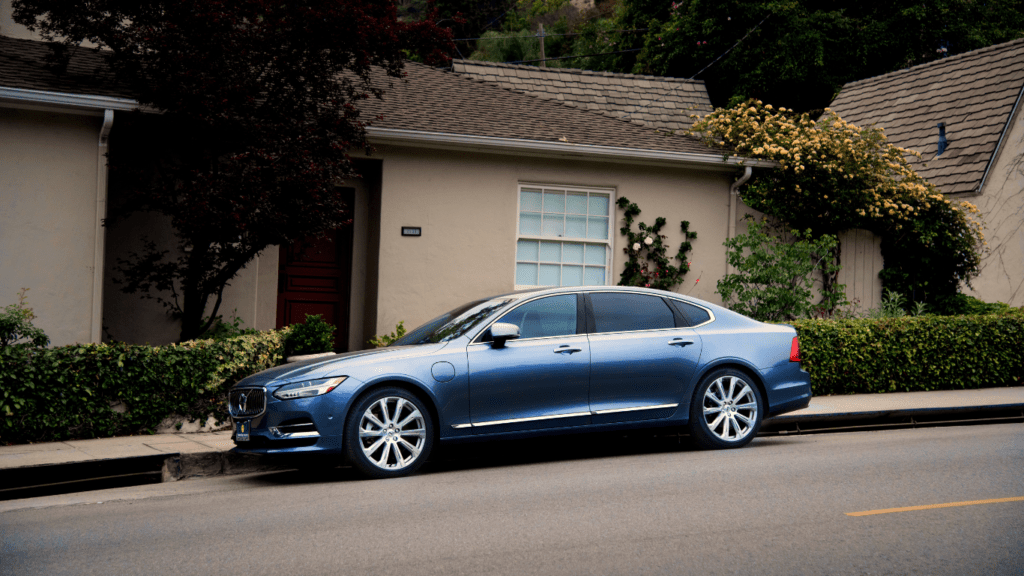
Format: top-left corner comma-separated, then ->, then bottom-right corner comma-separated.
789,336 -> 801,362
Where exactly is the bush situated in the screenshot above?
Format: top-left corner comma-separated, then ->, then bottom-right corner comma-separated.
284,314 -> 335,356
790,310 -> 1024,395
717,219 -> 845,321
0,288 -> 49,348
368,321 -> 407,348
0,330 -> 287,444
199,309 -> 259,341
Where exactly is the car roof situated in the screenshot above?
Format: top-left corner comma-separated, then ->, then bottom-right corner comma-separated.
488,285 -> 705,303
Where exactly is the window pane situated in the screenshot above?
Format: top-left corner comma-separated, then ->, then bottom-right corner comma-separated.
542,215 -> 564,237
587,217 -> 609,240
543,191 -> 565,213
590,293 -> 675,333
562,265 -> 583,286
669,299 -> 711,327
562,243 -> 584,264
585,244 -> 606,265
539,241 -> 561,262
539,264 -> 560,286
565,215 -> 587,238
566,193 -> 588,214
497,295 -> 577,339
517,240 -> 539,261
520,213 -> 541,235
589,195 -> 609,216
584,266 -> 605,285
520,189 -> 542,212
516,263 -> 538,285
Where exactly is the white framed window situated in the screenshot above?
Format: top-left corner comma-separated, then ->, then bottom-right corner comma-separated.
515,184 -> 614,288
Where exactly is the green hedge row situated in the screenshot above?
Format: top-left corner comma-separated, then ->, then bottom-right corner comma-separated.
790,311 -> 1024,395
0,330 -> 288,445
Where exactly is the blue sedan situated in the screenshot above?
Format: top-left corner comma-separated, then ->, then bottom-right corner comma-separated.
229,286 -> 812,478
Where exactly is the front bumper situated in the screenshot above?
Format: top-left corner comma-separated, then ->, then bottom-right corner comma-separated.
230,386 -> 350,455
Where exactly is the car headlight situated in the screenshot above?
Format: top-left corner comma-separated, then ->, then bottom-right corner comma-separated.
272,377 -> 347,401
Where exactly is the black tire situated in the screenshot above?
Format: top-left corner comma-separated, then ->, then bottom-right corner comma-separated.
689,368 -> 763,450
344,387 -> 434,479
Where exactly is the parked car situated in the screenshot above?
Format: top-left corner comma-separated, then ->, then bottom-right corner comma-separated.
229,286 -> 811,478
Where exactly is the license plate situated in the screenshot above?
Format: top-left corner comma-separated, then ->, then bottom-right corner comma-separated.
235,420 -> 250,442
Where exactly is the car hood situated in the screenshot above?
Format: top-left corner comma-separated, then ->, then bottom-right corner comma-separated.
233,342 -> 451,388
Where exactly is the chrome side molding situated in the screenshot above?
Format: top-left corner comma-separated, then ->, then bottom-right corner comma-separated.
452,403 -> 679,429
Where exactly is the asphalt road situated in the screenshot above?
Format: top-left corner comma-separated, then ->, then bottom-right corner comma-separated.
2,423 -> 1023,576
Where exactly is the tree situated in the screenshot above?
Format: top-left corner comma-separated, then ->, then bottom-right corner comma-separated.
14,0 -> 454,341
690,100 -> 985,308
583,0 -> 1024,112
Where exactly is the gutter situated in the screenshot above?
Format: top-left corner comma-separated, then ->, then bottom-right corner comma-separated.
726,166 -> 753,275
0,86 -> 138,116
366,127 -> 778,170
976,80 -> 1024,194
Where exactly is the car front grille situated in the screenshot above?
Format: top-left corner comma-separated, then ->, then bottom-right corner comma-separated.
229,388 -> 266,418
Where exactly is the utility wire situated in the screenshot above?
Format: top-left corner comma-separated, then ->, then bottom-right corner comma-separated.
505,48 -> 642,65
454,29 -> 649,42
688,13 -> 770,80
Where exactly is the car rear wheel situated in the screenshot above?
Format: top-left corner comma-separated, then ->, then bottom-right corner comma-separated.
344,387 -> 434,479
689,369 -> 763,449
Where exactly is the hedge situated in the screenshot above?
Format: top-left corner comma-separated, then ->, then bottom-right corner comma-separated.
790,311 -> 1024,395
0,330 -> 288,445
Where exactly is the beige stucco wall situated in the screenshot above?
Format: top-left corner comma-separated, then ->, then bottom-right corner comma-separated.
966,102 -> 1024,306
0,107 -> 103,346
370,145 -> 736,335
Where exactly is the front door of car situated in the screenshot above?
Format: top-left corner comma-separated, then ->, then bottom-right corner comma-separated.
466,294 -> 591,432
586,292 -> 703,425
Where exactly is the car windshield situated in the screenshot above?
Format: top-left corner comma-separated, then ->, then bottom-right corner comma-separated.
391,298 -> 514,346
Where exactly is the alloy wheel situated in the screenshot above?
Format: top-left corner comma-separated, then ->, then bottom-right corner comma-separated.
701,375 -> 758,442
358,396 -> 427,471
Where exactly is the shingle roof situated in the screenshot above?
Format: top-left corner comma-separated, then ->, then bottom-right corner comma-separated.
0,35 -> 133,99
452,59 -> 713,132
361,62 -> 722,156
0,36 -> 723,158
829,38 -> 1024,195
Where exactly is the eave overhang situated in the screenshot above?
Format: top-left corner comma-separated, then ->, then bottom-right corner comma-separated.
0,86 -> 138,116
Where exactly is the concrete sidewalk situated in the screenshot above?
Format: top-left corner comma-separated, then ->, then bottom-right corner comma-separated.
2,387 -> 1022,497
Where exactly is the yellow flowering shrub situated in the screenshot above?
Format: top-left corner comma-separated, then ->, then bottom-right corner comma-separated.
690,100 -> 985,306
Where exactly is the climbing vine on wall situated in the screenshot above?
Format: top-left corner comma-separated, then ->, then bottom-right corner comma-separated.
616,197 -> 697,291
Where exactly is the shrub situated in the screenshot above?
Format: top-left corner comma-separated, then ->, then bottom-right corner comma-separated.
790,310 -> 1024,395
0,288 -> 49,349
0,330 -> 287,444
284,314 -> 335,356
199,309 -> 259,341
717,219 -> 845,321
368,321 -> 407,348
615,197 -> 697,290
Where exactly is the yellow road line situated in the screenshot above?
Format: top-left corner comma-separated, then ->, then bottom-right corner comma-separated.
847,496 -> 1024,517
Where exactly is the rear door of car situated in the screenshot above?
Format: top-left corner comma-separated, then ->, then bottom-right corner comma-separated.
586,292 -> 703,425
465,293 -> 591,432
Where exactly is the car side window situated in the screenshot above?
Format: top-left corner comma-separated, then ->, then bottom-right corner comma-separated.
668,299 -> 712,327
590,293 -> 675,333
493,295 -> 578,340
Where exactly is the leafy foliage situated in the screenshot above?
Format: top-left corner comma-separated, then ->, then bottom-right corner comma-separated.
791,310 -> 1024,395
0,330 -> 288,444
615,197 -> 696,290
198,309 -> 259,342
368,321 -> 408,348
284,314 -> 336,356
13,0 -> 454,342
0,289 -> 49,349
691,100 -> 985,307
717,219 -> 844,321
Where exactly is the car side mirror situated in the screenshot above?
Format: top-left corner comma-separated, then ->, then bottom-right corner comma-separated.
489,322 -> 520,348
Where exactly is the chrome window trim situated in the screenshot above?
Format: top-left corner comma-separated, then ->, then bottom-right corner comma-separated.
229,386 -> 268,419
592,403 -> 678,415
452,404 -> 680,428
470,292 -> 582,345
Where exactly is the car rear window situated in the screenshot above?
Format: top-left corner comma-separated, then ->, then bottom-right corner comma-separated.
590,293 -> 675,333
668,299 -> 712,327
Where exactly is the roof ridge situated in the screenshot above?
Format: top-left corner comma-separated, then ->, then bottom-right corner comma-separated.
837,36 -> 1024,92
452,58 -> 706,85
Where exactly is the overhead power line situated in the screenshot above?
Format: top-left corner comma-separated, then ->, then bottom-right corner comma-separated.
454,29 -> 649,42
689,13 -> 771,80
505,48 -> 642,65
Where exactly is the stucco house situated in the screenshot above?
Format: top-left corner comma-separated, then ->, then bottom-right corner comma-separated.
1,25 -> 776,349
829,38 -> 1024,306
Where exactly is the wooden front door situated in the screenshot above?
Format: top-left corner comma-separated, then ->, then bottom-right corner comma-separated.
276,189 -> 354,352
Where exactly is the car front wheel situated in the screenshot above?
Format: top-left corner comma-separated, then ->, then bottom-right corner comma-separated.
689,369 -> 763,449
344,387 -> 434,479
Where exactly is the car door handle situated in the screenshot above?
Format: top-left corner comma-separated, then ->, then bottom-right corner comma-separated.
668,338 -> 694,347
554,345 -> 583,354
